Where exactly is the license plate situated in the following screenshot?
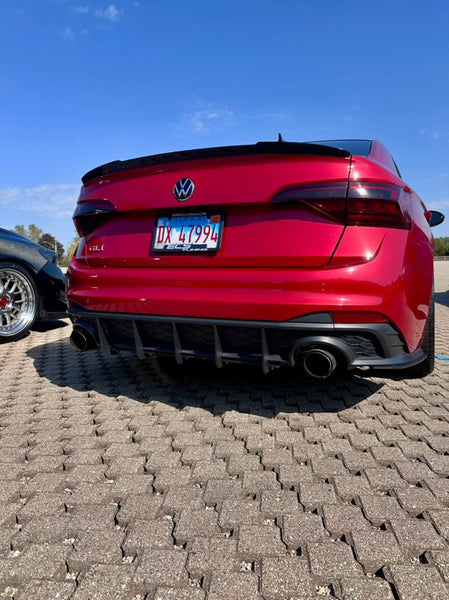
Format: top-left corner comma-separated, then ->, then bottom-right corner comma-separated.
153,212 -> 223,252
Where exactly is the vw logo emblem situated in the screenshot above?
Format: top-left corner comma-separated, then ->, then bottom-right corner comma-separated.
173,178 -> 194,201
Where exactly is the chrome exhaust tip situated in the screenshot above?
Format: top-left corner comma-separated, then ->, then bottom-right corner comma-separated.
70,325 -> 98,352
300,348 -> 338,379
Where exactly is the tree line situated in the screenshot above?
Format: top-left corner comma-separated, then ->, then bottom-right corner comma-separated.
434,237 -> 449,256
13,224 -> 79,267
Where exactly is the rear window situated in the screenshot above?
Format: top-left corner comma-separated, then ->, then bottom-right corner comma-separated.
308,140 -> 372,156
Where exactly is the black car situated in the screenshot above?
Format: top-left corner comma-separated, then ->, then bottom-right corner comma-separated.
0,228 -> 67,341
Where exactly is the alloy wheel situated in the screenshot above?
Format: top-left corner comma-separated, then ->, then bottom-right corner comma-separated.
0,267 -> 37,338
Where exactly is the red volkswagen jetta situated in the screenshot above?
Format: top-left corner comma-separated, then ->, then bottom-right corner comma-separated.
67,139 -> 444,378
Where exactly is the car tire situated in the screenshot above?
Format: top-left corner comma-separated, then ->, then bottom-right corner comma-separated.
0,262 -> 38,342
404,289 -> 435,378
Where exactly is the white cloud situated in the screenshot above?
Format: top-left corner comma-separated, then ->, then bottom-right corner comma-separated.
178,103 -> 234,135
61,26 -> 75,40
420,128 -> 444,141
95,4 -> 122,21
0,184 -> 80,219
72,5 -> 90,14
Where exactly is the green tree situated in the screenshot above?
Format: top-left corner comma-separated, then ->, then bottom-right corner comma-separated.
29,224 -> 44,243
37,233 -> 65,262
13,225 -> 27,237
13,224 -> 43,242
66,236 -> 80,259
434,237 -> 449,257
59,236 -> 80,267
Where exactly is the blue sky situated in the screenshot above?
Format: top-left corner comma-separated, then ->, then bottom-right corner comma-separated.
1,0 -> 449,248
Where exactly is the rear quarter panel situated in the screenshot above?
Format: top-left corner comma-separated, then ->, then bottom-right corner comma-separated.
348,156 -> 434,352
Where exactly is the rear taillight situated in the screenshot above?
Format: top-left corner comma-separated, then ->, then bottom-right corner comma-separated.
272,183 -> 347,223
73,200 -> 116,236
347,183 -> 412,229
272,182 -> 412,229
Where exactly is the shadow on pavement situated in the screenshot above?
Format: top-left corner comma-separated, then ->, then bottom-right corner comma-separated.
436,290 -> 449,307
31,319 -> 69,333
27,338 -> 385,416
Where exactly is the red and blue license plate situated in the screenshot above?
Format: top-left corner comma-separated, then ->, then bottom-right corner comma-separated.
153,212 -> 223,252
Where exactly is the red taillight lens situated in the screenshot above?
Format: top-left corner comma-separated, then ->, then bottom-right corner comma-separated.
73,200 -> 116,236
272,182 -> 412,229
347,183 -> 412,229
272,183 -> 347,223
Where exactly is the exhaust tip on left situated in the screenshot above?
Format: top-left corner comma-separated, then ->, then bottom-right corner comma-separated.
70,326 -> 98,352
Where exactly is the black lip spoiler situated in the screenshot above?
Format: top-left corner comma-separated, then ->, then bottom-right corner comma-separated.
81,141 -> 351,184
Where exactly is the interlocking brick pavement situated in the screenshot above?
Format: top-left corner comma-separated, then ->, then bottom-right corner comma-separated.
0,262 -> 448,599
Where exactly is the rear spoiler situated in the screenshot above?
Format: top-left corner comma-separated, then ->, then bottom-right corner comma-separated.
81,141 -> 351,184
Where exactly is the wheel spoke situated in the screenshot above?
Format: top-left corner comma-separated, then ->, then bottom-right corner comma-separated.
0,268 -> 36,337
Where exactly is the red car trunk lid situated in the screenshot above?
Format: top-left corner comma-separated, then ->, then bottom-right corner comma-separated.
78,152 -> 351,268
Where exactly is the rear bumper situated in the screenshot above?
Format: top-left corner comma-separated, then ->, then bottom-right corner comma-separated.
67,250 -> 429,354
68,306 -> 425,372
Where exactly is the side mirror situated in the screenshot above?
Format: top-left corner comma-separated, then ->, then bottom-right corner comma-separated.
425,210 -> 445,227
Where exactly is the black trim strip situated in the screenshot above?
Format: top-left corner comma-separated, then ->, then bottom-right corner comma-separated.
172,322 -> 183,364
261,328 -> 270,374
132,320 -> 145,360
213,325 -> 223,368
81,142 -> 351,184
96,318 -> 112,356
